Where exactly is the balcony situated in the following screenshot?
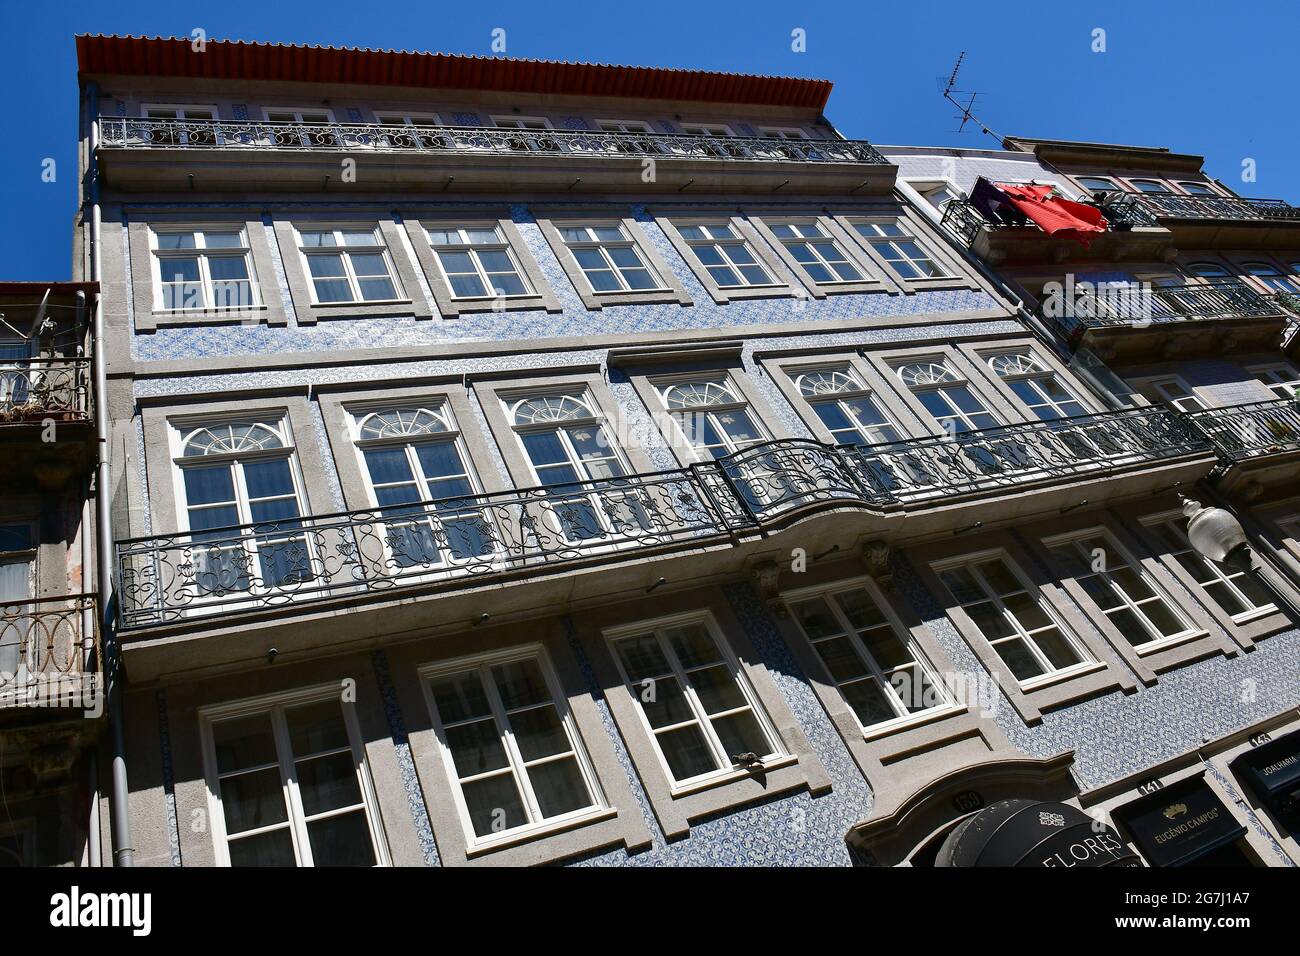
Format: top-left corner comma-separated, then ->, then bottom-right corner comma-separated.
1185,399 -> 1300,499
1042,280 -> 1289,362
941,193 -> 1171,266
1133,193 -> 1300,250
95,118 -> 897,195
115,408 -> 1208,632
0,595 -> 101,711
0,358 -> 94,491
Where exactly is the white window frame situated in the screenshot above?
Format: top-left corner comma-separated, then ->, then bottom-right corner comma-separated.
169,415 -> 314,606
1141,511 -> 1277,626
672,222 -> 778,289
985,350 -> 1090,421
373,111 -> 441,126
782,576 -> 959,738
142,103 -> 219,120
1244,362 -> 1300,401
422,223 -> 534,301
420,644 -> 609,852
850,218 -> 957,281
653,372 -> 769,461
1134,375 -> 1204,412
604,610 -> 788,793
558,223 -> 668,295
198,684 -> 391,867
294,224 -> 403,305
149,225 -> 261,313
757,126 -> 808,139
349,401 -> 495,573
597,119 -> 654,134
681,123 -> 734,137
792,365 -> 904,446
261,107 -> 337,123
932,549 -> 1097,690
1130,179 -> 1172,194
490,115 -> 553,129
766,220 -> 865,286
1043,528 -> 1205,654
894,358 -> 1003,435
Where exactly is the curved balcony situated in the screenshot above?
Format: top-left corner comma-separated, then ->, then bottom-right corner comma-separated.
0,359 -> 91,422
0,594 -> 100,709
95,118 -> 896,195
1185,399 -> 1300,499
115,408 -> 1207,631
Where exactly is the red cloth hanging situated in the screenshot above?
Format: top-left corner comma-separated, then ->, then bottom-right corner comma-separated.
994,183 -> 1108,246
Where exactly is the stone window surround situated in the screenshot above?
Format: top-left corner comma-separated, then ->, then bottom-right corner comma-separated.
651,210 -> 798,305
960,338 -> 1104,421
471,368 -> 661,488
746,209 -> 896,298
197,680 -> 393,866
315,380 -> 511,514
765,350 -> 919,446
271,216 -> 433,324
163,653 -> 428,867
622,357 -> 795,468
533,209 -> 694,310
1117,497 -> 1296,649
1031,511 -> 1240,681
768,558 -> 1036,820
1199,711 -> 1300,864
1229,497 -> 1300,617
831,205 -> 982,295
138,390 -> 336,539
384,619 -> 653,865
909,533 -> 1137,726
400,208 -> 563,317
127,214 -> 287,331
859,341 -> 1032,437
570,587 -> 833,839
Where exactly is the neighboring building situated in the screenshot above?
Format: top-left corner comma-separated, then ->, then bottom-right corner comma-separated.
66,35 -> 1299,868
0,281 -> 103,867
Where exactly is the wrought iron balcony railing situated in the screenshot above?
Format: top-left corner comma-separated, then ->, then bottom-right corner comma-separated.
1185,399 -> 1300,462
1135,193 -> 1300,223
0,594 -> 100,704
115,408 -> 1205,630
1264,289 -> 1300,317
0,359 -> 92,422
940,191 -> 1157,247
98,117 -> 890,166
1042,279 -> 1282,335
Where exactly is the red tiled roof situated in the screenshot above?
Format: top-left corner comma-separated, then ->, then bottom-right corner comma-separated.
75,35 -> 833,110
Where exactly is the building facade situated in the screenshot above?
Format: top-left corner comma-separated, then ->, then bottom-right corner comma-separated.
0,281 -> 103,867
65,35 -> 1300,868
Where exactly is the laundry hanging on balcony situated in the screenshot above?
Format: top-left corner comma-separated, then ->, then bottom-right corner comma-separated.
968,177 -> 1030,227
992,182 -> 1109,246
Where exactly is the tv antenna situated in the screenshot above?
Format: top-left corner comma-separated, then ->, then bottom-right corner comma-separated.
939,52 -> 1003,142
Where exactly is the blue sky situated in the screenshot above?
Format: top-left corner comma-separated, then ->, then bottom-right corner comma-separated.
2,0 -> 1296,280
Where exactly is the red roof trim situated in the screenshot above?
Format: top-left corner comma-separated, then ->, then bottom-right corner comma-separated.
76,35 -> 833,110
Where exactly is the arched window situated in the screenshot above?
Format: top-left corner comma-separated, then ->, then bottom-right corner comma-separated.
355,406 -> 451,440
510,393 -> 595,427
655,376 -> 765,459
1243,262 -> 1299,293
895,361 -> 1000,434
181,421 -> 286,457
987,352 -> 1088,421
1130,180 -> 1171,194
1076,176 -> 1118,194
795,367 -> 901,446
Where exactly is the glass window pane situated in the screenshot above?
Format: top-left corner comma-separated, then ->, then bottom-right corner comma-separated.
430,671 -> 491,723
1033,628 -> 1082,669
509,706 -> 570,762
688,664 -> 747,714
813,635 -> 870,682
666,624 -> 722,668
528,757 -> 592,818
710,710 -> 770,761
462,774 -> 527,837
615,635 -> 671,681
997,639 -> 1046,681
219,767 -> 288,834
295,750 -> 363,816
492,658 -> 551,710
842,678 -> 897,727
445,719 -> 510,777
639,676 -> 694,728
286,700 -> 349,756
306,811 -> 376,866
657,724 -> 718,780
213,714 -> 277,773
227,828 -> 296,866
358,277 -> 398,301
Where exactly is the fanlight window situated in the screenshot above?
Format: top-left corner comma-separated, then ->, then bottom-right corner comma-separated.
796,368 -> 861,397
988,353 -> 1048,378
182,421 -> 286,458
896,362 -> 958,387
356,406 -> 451,441
510,394 -> 595,426
660,380 -> 740,410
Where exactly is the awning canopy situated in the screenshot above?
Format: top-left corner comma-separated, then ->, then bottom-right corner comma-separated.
936,799 -> 1138,867
1113,776 -> 1246,868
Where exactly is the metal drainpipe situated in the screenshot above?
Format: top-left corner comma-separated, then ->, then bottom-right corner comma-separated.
76,290 -> 100,867
87,81 -> 134,866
